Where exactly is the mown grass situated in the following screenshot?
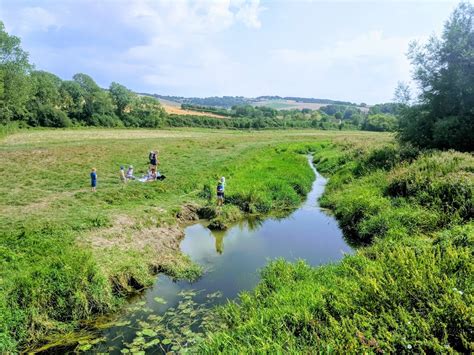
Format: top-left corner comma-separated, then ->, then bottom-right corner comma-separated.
0,128 -> 390,351
198,141 -> 474,353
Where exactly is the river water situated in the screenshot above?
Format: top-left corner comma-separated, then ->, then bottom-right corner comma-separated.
92,156 -> 352,353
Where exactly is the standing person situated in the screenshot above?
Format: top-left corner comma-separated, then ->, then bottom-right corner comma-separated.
119,166 -> 126,183
216,177 -> 225,206
149,150 -> 158,169
90,168 -> 97,192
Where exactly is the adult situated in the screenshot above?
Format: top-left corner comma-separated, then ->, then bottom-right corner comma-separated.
149,150 -> 158,169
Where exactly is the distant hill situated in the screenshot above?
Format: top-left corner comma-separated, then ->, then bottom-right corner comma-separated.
138,93 -> 367,111
139,94 -> 249,108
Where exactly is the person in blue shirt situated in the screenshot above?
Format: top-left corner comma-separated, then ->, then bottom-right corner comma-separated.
90,168 -> 97,192
216,177 -> 225,206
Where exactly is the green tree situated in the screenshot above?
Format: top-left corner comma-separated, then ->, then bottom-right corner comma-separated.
393,81 -> 411,105
363,114 -> 398,132
27,71 -> 64,126
72,73 -> 102,120
0,21 -> 32,122
29,71 -> 62,106
109,82 -> 134,117
127,96 -> 165,128
59,80 -> 85,122
399,2 -> 474,151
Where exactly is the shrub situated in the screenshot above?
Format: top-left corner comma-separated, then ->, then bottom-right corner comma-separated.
387,151 -> 474,222
321,175 -> 391,243
29,104 -> 72,128
90,113 -> 122,127
354,144 -> 420,175
362,113 -> 398,132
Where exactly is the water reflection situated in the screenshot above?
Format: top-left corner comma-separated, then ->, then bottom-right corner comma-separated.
209,229 -> 225,254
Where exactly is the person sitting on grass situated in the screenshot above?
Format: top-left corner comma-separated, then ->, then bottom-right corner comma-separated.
119,166 -> 126,183
138,168 -> 157,182
126,165 -> 135,180
148,168 -> 157,181
217,178 -> 225,206
90,168 -> 97,192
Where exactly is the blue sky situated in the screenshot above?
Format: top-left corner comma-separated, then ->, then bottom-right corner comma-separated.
0,0 -> 461,104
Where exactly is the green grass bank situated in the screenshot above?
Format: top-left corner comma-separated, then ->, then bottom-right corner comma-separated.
198,141 -> 473,353
0,128 -> 388,351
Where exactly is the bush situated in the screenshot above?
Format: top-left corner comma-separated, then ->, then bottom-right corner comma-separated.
362,113 -> 398,132
323,180 -> 391,243
90,113 -> 122,127
355,144 -> 420,175
29,104 -> 72,128
387,151 -> 474,222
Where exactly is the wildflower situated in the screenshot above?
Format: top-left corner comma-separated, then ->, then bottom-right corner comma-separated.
458,290 -> 464,295
407,344 -> 412,349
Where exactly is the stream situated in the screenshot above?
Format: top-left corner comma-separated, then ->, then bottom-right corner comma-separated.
90,156 -> 352,353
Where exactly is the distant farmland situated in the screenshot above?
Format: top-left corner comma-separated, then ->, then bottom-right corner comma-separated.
157,98 -> 228,118
152,95 -> 370,114
254,99 -> 370,113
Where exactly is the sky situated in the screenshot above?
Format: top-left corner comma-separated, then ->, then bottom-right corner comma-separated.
0,0 -> 462,104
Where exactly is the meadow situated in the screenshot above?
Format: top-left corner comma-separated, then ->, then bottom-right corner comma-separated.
0,128 -> 389,351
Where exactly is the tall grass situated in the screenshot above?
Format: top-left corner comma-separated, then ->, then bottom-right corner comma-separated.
198,142 -> 474,353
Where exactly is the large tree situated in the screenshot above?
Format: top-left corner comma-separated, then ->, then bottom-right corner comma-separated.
109,82 -> 134,117
0,21 -> 32,123
398,2 -> 474,151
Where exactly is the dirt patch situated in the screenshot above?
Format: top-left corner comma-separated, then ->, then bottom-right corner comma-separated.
162,104 -> 227,118
86,215 -> 184,255
176,203 -> 200,223
83,214 -> 203,292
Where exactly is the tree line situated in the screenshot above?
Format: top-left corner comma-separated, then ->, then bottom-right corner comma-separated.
0,22 -> 166,128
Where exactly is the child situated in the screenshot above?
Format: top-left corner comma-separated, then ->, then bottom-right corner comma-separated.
119,166 -> 126,183
90,168 -> 97,192
126,165 -> 135,180
216,177 -> 225,206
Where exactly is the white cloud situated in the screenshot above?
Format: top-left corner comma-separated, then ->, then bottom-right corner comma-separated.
113,0 -> 264,93
234,0 -> 264,29
4,6 -> 61,35
119,0 -> 263,35
269,30 -> 419,102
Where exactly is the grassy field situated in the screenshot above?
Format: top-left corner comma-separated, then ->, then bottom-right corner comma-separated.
198,139 -> 473,353
254,99 -> 370,113
0,128 -> 390,351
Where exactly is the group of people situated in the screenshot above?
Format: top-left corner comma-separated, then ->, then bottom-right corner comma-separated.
90,150 -> 165,192
90,150 -> 226,206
